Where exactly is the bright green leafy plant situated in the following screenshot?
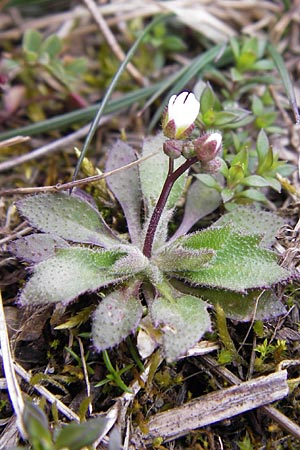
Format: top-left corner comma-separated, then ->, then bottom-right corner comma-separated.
10,91 -> 292,362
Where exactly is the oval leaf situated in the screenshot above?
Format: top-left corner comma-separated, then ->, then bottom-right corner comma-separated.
19,247 -> 128,305
92,286 -> 143,351
106,140 -> 142,246
151,293 -> 211,361
17,192 -> 119,248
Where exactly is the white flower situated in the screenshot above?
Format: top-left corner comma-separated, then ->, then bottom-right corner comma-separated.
163,91 -> 200,139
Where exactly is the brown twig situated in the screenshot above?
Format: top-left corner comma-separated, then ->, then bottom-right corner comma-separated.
0,149 -> 160,196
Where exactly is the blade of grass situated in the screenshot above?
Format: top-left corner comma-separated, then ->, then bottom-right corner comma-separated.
0,82 -> 163,142
72,13 -> 169,184
267,42 -> 300,124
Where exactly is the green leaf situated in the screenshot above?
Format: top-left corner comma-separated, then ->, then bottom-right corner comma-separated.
151,293 -> 211,361
241,174 -> 281,192
40,34 -> 62,59
213,111 -> 240,126
139,132 -> 187,210
54,417 -> 107,450
23,401 -> 53,450
23,29 -> 42,55
176,225 -> 290,291
19,247 -> 129,305
198,288 -> 286,321
92,285 -> 143,351
213,206 -> 284,247
200,85 -> 215,114
17,192 -> 119,248
252,95 -> 264,116
256,129 -> 269,163
236,188 -> 267,202
154,245 -> 215,272
194,174 -> 221,190
171,178 -> 221,239
106,140 -> 142,246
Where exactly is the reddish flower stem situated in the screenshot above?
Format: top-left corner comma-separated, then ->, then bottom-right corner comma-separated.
142,156 -> 198,258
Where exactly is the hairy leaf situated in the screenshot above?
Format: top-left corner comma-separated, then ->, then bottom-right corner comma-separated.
213,206 -> 284,247
9,233 -> 69,263
154,245 -> 215,272
106,140 -> 142,246
92,285 -> 143,351
17,192 -> 119,248
172,281 -> 286,321
151,293 -> 211,362
19,247 -> 129,305
176,225 -> 290,291
139,132 -> 187,210
171,178 -> 221,240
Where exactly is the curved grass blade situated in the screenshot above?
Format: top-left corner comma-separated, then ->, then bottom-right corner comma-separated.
0,83 -> 163,142
72,14 -> 168,184
267,42 -> 300,124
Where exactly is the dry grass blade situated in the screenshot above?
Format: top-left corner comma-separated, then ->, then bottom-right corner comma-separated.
131,370 -> 289,446
82,0 -> 145,86
0,291 -> 26,439
13,362 -> 80,422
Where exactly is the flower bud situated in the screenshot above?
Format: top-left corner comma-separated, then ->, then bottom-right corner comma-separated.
194,132 -> 222,162
201,157 -> 222,174
162,91 -> 200,140
163,140 -> 184,159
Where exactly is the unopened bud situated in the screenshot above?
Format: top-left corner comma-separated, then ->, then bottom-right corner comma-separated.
201,157 -> 222,174
194,132 -> 222,162
182,141 -> 196,159
163,140 -> 183,159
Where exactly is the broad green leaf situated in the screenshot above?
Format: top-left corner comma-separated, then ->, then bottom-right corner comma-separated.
40,34 -> 62,59
139,132 -> 187,210
9,233 -> 68,263
194,174 -> 221,190
55,417 -> 107,450
199,288 -> 286,321
19,247 -> 129,305
171,280 -> 286,321
213,206 -> 284,247
176,225 -> 290,291
151,293 -> 211,361
17,192 -> 119,248
106,140 -> 142,246
92,286 -> 143,351
256,129 -> 269,163
236,188 -> 267,203
200,85 -> 215,114
171,178 -> 221,239
23,29 -> 42,55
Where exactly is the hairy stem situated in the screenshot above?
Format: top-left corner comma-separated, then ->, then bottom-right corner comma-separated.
142,156 -> 198,258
